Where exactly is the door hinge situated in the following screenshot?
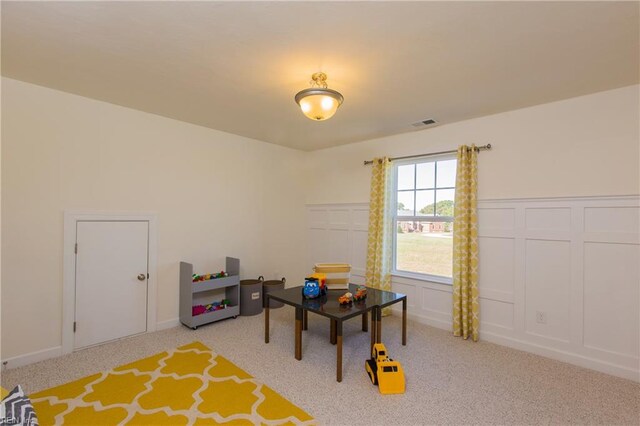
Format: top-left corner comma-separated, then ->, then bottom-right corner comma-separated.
73,321 -> 76,332
74,243 -> 78,254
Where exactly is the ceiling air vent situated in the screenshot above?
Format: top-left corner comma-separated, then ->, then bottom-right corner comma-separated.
411,118 -> 438,128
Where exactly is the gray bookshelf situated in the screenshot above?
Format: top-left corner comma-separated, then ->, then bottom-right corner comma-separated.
180,257 -> 240,329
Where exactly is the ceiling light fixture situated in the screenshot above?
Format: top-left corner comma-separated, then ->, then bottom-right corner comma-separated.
294,72 -> 344,121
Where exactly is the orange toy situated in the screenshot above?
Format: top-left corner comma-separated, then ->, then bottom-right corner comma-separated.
338,292 -> 353,305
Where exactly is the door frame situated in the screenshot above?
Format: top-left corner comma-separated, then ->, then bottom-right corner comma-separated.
62,211 -> 158,355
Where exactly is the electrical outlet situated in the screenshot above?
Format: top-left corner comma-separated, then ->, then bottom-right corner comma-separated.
536,311 -> 547,324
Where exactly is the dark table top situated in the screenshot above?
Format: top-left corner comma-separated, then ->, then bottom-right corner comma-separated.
266,283 -> 406,321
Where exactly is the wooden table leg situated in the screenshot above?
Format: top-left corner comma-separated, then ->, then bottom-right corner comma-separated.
336,320 -> 343,382
303,310 -> 308,331
370,308 -> 376,353
376,307 -> 382,343
402,298 -> 407,346
264,304 -> 270,344
330,319 -> 337,344
362,311 -> 368,332
295,307 -> 302,360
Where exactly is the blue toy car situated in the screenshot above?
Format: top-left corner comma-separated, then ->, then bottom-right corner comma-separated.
302,278 -> 321,299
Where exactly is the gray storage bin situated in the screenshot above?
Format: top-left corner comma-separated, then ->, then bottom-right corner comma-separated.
240,276 -> 263,316
263,278 -> 286,309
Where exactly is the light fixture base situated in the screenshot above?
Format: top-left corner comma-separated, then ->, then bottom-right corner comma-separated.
311,72 -> 328,88
294,72 -> 344,121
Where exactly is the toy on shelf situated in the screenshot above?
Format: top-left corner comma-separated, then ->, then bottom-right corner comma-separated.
192,305 -> 207,316
353,286 -> 367,301
338,292 -> 353,305
192,271 -> 229,283
192,300 -> 229,316
365,343 -> 405,394
302,277 -> 324,299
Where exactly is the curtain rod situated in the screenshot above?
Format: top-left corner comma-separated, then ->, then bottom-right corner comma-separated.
363,144 -> 492,166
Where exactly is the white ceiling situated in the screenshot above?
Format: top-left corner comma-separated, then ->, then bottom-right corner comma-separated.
2,1 -> 638,151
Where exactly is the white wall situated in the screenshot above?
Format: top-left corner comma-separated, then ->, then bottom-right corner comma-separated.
308,197 -> 640,381
1,78 -> 308,362
305,85 -> 639,203
305,86 -> 640,381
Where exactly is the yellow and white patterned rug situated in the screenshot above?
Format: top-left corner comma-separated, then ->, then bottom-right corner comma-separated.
30,341 -> 314,425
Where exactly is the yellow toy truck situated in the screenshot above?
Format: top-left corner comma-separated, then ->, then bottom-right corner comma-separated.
365,343 -> 405,394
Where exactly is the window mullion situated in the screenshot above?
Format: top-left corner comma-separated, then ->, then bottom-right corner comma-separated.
413,164 -> 417,216
434,161 -> 438,215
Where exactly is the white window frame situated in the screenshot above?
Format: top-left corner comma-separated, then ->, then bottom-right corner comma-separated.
391,154 -> 456,285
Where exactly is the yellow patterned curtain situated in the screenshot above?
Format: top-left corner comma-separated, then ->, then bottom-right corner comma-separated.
452,145 -> 479,341
365,157 -> 393,315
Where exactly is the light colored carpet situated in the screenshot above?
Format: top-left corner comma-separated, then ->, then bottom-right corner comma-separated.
2,308 -> 639,425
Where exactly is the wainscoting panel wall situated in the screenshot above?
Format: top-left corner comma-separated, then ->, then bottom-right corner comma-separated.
306,196 -> 640,381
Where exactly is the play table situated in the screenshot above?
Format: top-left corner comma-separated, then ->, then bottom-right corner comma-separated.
264,284 -> 407,382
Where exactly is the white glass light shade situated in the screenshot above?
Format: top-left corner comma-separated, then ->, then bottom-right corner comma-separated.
295,88 -> 344,121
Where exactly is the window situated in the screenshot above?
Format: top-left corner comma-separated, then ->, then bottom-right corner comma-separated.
392,156 -> 457,281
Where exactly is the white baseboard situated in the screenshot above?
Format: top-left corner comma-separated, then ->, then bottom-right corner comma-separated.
1,346 -> 62,370
480,331 -> 640,382
157,318 -> 180,330
3,320 -> 180,370
398,309 -> 452,331
395,308 -> 639,382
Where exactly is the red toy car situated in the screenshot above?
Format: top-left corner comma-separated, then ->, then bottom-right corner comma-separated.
353,286 -> 367,301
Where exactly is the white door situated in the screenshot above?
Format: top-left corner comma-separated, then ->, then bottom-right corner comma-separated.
74,221 -> 149,349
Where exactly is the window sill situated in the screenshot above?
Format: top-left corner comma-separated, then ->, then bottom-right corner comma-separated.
391,270 -> 453,286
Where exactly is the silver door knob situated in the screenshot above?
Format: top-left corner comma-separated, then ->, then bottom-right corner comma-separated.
137,274 -> 146,281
